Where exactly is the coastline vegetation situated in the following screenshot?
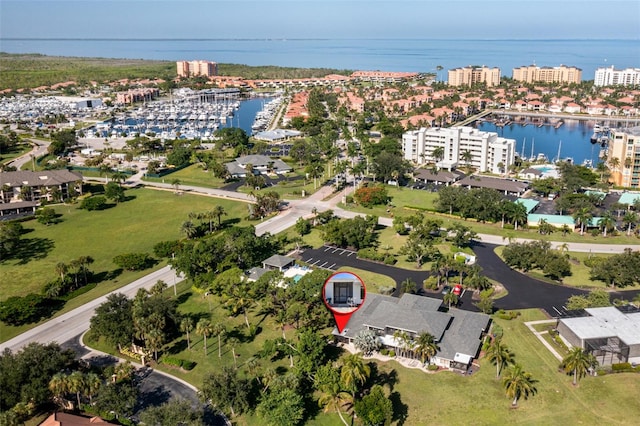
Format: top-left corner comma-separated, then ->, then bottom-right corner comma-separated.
0,53 -> 350,91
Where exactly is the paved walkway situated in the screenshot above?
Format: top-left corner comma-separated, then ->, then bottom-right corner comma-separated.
524,320 -> 564,362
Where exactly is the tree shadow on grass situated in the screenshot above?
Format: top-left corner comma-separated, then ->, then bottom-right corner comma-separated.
175,291 -> 192,305
92,268 -> 123,282
390,391 -> 408,425
368,363 -> 398,392
166,339 -> 189,355
123,194 -> 137,202
13,237 -> 55,264
221,217 -> 241,228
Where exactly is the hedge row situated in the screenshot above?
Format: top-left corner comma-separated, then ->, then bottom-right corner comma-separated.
162,356 -> 196,370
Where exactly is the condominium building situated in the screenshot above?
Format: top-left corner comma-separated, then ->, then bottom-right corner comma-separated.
606,126 -> 640,187
512,65 -> 582,84
447,66 -> 501,87
401,126 -> 515,174
176,60 -> 218,78
594,66 -> 640,87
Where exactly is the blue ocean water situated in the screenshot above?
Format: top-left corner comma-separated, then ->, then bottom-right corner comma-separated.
1,38 -> 637,79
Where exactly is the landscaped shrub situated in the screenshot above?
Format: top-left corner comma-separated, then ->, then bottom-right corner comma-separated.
423,276 -> 439,290
181,360 -> 196,370
113,252 -> 155,271
612,362 -> 634,372
428,364 -> 439,371
496,309 -> 520,320
79,195 -> 107,211
380,349 -> 388,356
358,248 -> 386,263
388,350 -> 395,357
353,184 -> 389,208
383,255 -> 397,265
153,240 -> 182,258
163,356 -> 183,367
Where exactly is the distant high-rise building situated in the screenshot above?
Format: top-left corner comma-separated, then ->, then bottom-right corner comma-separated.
512,65 -> 582,84
594,66 -> 640,87
176,60 -> 218,78
447,66 -> 501,87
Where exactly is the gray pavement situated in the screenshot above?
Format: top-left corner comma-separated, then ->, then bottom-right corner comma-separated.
7,138 -> 50,169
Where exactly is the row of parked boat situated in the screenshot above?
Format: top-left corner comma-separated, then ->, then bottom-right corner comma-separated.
251,97 -> 283,133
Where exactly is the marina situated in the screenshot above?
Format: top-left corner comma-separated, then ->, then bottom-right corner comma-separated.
477,116 -> 628,167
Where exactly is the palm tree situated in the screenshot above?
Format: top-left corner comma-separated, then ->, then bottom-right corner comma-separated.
486,337 -> 515,379
67,371 -> 85,408
180,317 -> 194,350
392,330 -> 411,358
316,366 -> 352,426
340,353 -> 371,398
180,220 -> 197,239
111,171 -> 127,186
502,364 -> 538,407
212,322 -> 226,358
98,164 -> 112,183
431,146 -> 445,166
414,332 -> 439,365
598,211 -> 616,237
196,319 -> 213,356
573,206 -> 593,236
171,178 -> 181,194
49,373 -> 70,408
443,292 -> 459,308
560,347 -> 598,386
510,202 -> 528,231
608,156 -> 620,173
623,211 -> 638,236
55,261 -> 68,281
228,336 -> 240,368
212,205 -> 227,230
461,149 -> 473,172
84,372 -> 101,404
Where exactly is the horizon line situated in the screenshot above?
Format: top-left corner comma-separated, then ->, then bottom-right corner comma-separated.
1,37 -> 639,42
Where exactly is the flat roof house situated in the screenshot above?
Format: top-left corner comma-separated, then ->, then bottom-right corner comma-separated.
334,293 -> 491,371
557,307 -> 640,365
225,154 -> 292,178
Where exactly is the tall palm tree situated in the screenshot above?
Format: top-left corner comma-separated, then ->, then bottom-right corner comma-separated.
486,337 -> 515,379
212,205 -> 227,230
67,371 -> 85,408
623,211 -> 638,236
55,261 -> 68,281
510,202 -> 528,231
598,211 -> 616,237
340,353 -> 371,398
431,146 -> 445,165
212,322 -> 226,358
196,319 -> 213,356
180,317 -> 194,350
443,292 -> 459,309
392,330 -> 410,358
84,372 -> 101,404
228,336 -> 240,368
502,364 -> 537,407
316,366 -> 352,426
573,206 -> 593,235
560,347 -> 598,386
461,149 -> 473,172
49,373 -> 70,408
111,171 -> 127,186
414,332 -> 439,365
180,220 -> 197,239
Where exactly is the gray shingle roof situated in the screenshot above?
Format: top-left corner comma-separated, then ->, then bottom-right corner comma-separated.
457,175 -> 529,193
262,254 -> 295,269
0,170 -> 82,187
340,293 -> 490,362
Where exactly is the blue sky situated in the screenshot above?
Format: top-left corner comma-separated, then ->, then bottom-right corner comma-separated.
1,0 -> 638,40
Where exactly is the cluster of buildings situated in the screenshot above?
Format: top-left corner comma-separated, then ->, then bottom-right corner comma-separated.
445,64 -> 639,88
402,126 -> 516,174
115,87 -> 160,104
605,126 -> 640,187
0,170 -> 83,219
176,60 -> 218,78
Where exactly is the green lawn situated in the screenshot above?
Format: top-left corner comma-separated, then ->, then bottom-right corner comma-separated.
0,142 -> 32,165
0,187 -> 252,342
143,163 -> 227,189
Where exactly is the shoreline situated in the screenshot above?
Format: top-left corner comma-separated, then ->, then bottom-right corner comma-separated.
489,110 -> 640,123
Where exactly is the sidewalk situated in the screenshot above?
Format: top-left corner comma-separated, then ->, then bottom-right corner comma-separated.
524,320 -> 564,361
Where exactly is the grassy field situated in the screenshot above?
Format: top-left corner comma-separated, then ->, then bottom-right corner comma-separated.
0,142 -> 32,165
0,187 -> 253,342
143,164 -> 226,189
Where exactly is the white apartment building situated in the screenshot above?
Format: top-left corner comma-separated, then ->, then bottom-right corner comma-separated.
594,66 -> 640,87
402,126 -> 515,174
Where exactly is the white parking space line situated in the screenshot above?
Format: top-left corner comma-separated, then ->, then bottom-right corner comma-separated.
305,257 -> 313,263
332,248 -> 340,253
328,263 -> 336,269
311,259 -> 321,266
324,247 -> 332,252
320,262 -> 328,268
346,252 -> 354,256
552,306 -> 563,316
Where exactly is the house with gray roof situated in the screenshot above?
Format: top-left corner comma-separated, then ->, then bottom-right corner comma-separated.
0,170 -> 83,218
413,168 -> 464,186
225,154 -> 292,177
457,175 -> 529,196
335,293 -> 491,371
262,254 -> 296,271
557,307 -> 640,366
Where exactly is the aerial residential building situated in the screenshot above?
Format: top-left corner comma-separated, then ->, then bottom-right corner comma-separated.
512,65 -> 582,84
594,66 -> 640,87
401,126 -> 516,174
605,126 -> 640,187
176,60 -> 218,78
447,66 -> 501,87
